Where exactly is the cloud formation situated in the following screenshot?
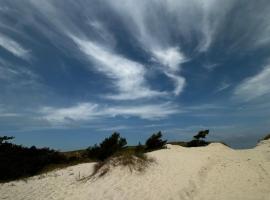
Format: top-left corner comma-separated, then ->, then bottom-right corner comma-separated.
0,0 -> 270,143
70,35 -> 164,100
0,33 -> 30,60
40,102 -> 179,125
234,65 -> 270,101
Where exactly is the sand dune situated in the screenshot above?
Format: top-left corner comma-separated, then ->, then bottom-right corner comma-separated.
1,140 -> 270,200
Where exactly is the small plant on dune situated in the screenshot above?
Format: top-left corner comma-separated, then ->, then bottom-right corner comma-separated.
262,134 -> 270,141
86,132 -> 127,161
145,131 -> 167,151
257,133 -> 270,144
81,142 -> 154,181
85,152 -> 154,180
187,130 -> 210,147
193,130 -> 209,140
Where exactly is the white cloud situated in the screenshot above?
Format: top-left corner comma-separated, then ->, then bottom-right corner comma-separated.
40,103 -> 99,124
203,63 -> 219,71
104,103 -> 179,119
0,33 -> 30,60
151,47 -> 187,95
216,82 -> 231,93
105,1 -> 189,96
70,35 -> 164,100
196,0 -> 234,52
234,65 -> 270,101
40,102 -> 179,125
97,125 -> 130,132
88,20 -> 116,46
0,105 -> 21,117
164,72 -> 186,95
0,59 -> 40,91
152,47 -> 185,72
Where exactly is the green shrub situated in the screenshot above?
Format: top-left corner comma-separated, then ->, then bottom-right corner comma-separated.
262,134 -> 270,141
187,130 -> 210,147
186,139 -> 209,147
86,132 -> 127,161
193,130 -> 209,140
0,137 -> 67,182
145,131 -> 167,151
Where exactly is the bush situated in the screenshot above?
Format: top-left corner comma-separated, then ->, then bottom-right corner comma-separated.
0,137 -> 67,182
86,132 -> 127,161
0,136 -> 14,144
145,131 -> 167,151
262,134 -> 270,141
186,130 -> 210,147
193,130 -> 209,140
186,139 -> 209,147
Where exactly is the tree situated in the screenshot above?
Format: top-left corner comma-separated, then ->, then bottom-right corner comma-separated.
145,131 -> 167,150
87,132 -> 127,161
0,136 -> 14,144
193,130 -> 209,140
187,130 -> 210,147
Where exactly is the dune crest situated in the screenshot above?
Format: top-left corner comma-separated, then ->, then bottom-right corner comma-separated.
1,140 -> 270,200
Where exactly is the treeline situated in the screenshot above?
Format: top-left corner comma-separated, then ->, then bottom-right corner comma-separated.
86,131 -> 167,161
0,136 -> 69,182
0,129 -> 210,182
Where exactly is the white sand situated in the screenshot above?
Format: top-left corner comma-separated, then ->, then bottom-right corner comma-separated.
1,140 -> 270,200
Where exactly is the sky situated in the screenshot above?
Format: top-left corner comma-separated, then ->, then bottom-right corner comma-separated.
0,0 -> 270,150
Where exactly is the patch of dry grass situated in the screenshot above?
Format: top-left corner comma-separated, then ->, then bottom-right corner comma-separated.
81,152 -> 154,182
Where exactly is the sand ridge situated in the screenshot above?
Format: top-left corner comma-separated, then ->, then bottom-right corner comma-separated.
1,140 -> 270,200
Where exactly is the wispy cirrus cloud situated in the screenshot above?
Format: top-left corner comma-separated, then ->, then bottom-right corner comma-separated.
151,47 -> 187,95
1,0 -> 270,145
234,65 -> 270,101
107,0 -> 189,96
40,102 -> 179,125
0,108 -> 20,118
203,63 -> 219,71
0,33 -> 30,60
216,82 -> 231,93
70,35 -> 164,100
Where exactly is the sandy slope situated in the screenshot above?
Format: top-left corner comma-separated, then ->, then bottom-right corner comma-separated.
1,140 -> 270,200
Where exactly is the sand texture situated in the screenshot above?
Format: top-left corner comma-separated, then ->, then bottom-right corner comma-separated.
1,140 -> 270,200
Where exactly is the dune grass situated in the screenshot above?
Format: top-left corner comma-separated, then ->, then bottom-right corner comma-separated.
81,149 -> 155,181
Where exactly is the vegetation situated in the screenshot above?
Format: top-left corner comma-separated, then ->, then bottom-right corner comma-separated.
261,134 -> 270,141
145,131 -> 167,151
0,136 -> 92,182
186,130 -> 210,147
1,129 -> 228,182
0,137 -> 67,182
86,132 -> 127,161
91,153 -> 153,179
193,130 -> 209,140
0,136 -> 14,144
83,143 -> 154,180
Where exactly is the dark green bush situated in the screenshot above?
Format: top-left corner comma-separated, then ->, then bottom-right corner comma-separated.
193,130 -> 209,140
0,136 -> 14,144
187,130 -> 210,147
86,132 -> 127,161
0,137 -> 67,182
186,139 -> 209,147
145,131 -> 167,151
262,134 -> 270,141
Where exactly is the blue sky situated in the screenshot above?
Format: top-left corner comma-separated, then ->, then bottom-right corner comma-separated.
0,0 -> 270,150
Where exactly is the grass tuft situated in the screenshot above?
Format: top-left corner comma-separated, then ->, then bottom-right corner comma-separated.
81,151 -> 154,181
